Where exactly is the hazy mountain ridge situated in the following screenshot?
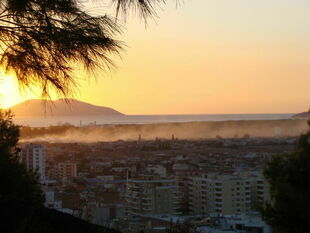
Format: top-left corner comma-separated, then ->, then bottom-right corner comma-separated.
8,99 -> 124,117
291,111 -> 310,119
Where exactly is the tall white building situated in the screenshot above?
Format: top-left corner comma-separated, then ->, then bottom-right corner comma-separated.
21,144 -> 46,181
126,175 -> 180,216
189,173 -> 270,216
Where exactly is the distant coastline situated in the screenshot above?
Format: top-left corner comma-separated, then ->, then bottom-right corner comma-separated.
7,99 -> 302,127
13,113 -> 294,127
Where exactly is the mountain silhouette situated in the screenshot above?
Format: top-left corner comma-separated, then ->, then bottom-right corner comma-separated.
291,111 -> 310,119
8,99 -> 124,117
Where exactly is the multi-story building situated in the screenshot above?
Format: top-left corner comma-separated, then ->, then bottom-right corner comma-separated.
145,165 -> 167,178
251,174 -> 271,206
58,162 -> 77,178
174,171 -> 200,215
41,180 -> 62,209
189,173 -> 270,216
21,143 -> 45,181
126,174 -> 180,216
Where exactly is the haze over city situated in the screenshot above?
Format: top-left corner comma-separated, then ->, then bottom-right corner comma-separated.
0,1 -> 310,233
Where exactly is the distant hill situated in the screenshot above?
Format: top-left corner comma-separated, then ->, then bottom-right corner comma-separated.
8,99 -> 124,117
291,112 -> 310,119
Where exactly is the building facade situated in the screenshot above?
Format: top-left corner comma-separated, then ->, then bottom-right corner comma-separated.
126,175 -> 180,216
58,162 -> 77,178
189,173 -> 270,216
21,143 -> 46,181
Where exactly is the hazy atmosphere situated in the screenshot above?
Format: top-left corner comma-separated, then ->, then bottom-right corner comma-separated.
0,1 -> 309,233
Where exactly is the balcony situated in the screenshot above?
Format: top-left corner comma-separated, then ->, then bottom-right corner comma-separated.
257,191 -> 264,196
127,199 -> 139,204
142,208 -> 152,211
215,189 -> 222,194
257,185 -> 264,190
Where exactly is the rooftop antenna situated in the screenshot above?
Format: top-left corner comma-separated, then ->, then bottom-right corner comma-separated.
126,169 -> 129,190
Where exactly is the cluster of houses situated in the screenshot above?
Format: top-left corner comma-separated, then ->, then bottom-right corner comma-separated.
19,137 -> 290,233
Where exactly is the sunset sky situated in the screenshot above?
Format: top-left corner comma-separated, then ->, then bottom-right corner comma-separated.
0,0 -> 309,114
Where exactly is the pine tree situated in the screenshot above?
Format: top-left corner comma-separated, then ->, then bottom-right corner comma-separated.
0,0 -> 166,98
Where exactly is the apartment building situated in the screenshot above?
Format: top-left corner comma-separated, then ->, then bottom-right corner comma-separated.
145,165 -> 167,178
189,173 -> 270,216
58,162 -> 77,178
252,174 -> 271,205
21,143 -> 45,181
126,175 -> 180,216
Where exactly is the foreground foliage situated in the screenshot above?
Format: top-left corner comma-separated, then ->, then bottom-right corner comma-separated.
0,0 -> 166,98
0,111 -> 119,233
262,131 -> 310,233
1,200 -> 119,233
0,111 -> 44,206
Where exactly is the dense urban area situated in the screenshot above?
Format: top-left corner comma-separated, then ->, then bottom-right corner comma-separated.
19,135 -> 298,233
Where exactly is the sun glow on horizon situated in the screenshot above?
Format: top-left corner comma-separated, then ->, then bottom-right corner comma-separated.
0,71 -> 47,109
0,72 -> 22,109
0,1 -> 309,114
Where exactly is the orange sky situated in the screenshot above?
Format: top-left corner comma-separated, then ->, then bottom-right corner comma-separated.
0,0 -> 309,114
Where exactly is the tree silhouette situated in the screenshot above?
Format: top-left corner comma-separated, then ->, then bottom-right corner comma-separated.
0,111 -> 122,233
0,110 -> 44,206
0,0 -> 166,98
261,129 -> 310,233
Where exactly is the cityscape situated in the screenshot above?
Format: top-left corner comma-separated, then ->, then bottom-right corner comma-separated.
0,0 -> 309,233
18,134 -> 300,233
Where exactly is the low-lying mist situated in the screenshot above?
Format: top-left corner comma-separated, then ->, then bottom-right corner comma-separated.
20,119 -> 309,143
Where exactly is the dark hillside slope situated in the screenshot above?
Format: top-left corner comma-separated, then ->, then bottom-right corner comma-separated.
291,111 -> 310,119
0,200 -> 120,233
